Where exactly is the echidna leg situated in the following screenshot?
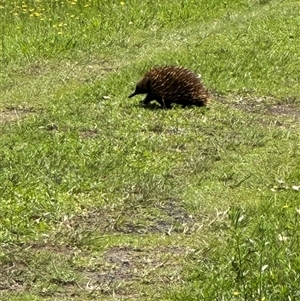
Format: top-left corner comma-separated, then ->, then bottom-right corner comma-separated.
142,93 -> 154,105
153,97 -> 170,108
155,97 -> 164,107
161,98 -> 172,109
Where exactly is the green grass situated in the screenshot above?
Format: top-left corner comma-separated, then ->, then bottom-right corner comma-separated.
1,0 -> 300,300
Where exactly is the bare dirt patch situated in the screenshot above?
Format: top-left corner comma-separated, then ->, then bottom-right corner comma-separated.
5,198 -> 202,299
0,241 -> 191,299
0,106 -> 42,124
28,242 -> 78,255
67,198 -> 197,235
0,261 -> 28,293
79,128 -> 99,139
216,93 -> 300,121
81,245 -> 189,298
0,243 -> 82,297
0,106 -> 36,124
265,104 -> 300,120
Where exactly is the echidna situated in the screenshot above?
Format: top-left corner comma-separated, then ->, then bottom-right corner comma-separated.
129,66 -> 209,108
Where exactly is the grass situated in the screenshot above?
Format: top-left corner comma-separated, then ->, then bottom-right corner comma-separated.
0,0 -> 300,300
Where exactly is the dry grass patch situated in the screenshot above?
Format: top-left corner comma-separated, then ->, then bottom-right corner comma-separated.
0,106 -> 37,124
65,198 -> 201,236
215,94 -> 300,127
81,245 -> 189,299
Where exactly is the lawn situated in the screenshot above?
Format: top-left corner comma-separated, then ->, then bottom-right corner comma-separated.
0,0 -> 300,300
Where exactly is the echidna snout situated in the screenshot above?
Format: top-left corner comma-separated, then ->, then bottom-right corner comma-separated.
128,78 -> 149,98
128,88 -> 140,98
128,91 -> 136,98
128,87 -> 139,98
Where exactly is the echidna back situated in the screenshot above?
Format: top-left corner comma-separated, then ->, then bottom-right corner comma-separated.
147,66 -> 209,106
